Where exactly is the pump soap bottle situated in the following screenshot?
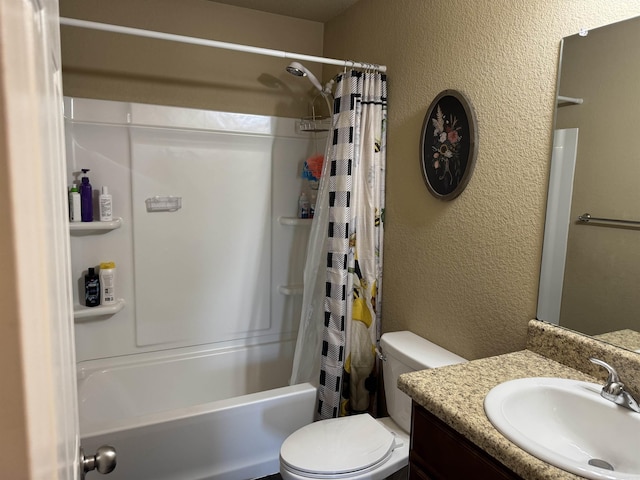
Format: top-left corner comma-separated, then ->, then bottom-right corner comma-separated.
80,169 -> 93,222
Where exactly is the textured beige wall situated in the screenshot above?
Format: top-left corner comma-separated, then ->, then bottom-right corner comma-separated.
556,18 -> 640,335
59,0 -> 640,360
325,1 -> 640,359
59,0 -> 324,117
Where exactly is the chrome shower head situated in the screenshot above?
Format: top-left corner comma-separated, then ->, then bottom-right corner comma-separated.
286,61 -> 323,93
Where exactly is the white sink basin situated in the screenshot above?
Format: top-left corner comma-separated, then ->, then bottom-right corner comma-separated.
484,377 -> 640,480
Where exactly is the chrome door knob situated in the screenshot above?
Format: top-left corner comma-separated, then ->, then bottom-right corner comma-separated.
80,445 -> 116,478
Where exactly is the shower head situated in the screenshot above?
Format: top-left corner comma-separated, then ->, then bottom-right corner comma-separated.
285,61 -> 306,77
286,61 -> 323,93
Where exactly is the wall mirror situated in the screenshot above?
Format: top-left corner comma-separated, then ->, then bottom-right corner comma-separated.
537,15 -> 640,353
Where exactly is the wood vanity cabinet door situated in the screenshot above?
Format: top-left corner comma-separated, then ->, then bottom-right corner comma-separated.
409,402 -> 523,480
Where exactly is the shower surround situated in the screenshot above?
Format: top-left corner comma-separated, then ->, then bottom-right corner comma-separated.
66,97 -> 322,478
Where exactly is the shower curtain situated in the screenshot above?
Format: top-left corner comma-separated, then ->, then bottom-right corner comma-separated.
290,70 -> 388,420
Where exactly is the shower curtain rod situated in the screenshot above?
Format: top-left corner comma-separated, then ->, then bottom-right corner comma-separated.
59,17 -> 387,73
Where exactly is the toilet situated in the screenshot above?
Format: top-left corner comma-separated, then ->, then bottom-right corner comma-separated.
279,331 -> 467,480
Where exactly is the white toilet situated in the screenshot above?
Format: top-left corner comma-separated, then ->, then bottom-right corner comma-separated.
279,331 -> 467,480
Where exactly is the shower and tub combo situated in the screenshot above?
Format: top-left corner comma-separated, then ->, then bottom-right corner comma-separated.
67,56 -> 334,478
67,95 -> 324,479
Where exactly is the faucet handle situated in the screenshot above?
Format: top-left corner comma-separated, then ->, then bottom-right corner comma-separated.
589,357 -> 621,385
589,357 -> 640,413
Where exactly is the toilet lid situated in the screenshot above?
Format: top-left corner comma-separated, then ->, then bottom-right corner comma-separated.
280,414 -> 396,476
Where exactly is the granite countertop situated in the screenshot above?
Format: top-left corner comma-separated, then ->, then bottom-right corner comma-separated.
594,329 -> 640,352
398,349 -> 597,480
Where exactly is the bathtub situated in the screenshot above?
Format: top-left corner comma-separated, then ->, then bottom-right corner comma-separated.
78,341 -> 317,480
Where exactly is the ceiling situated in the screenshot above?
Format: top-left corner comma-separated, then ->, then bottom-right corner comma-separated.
211,0 -> 359,22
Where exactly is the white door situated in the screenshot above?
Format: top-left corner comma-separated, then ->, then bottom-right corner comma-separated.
0,0 -> 79,478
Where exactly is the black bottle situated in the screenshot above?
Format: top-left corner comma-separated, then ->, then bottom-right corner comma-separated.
85,267 -> 100,307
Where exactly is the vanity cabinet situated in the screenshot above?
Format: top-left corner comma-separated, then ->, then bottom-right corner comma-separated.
409,402 -> 523,480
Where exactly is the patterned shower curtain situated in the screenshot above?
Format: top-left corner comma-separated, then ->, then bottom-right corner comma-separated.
317,70 -> 387,419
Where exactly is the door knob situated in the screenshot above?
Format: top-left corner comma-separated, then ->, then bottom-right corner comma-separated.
80,445 -> 116,479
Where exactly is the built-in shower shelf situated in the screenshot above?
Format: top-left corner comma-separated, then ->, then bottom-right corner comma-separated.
278,217 -> 313,227
278,284 -> 303,296
69,217 -> 122,232
74,298 -> 125,320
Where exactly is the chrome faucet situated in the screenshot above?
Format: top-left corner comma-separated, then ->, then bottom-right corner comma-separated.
589,358 -> 640,413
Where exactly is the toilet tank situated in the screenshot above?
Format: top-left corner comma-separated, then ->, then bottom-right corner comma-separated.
381,331 -> 466,433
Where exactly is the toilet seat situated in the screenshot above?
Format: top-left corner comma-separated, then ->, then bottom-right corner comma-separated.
280,414 -> 397,478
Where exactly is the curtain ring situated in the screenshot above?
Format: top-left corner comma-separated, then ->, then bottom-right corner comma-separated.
346,60 -> 356,73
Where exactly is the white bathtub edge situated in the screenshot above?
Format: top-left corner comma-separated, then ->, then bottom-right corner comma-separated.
81,382 -> 317,480
82,382 -> 316,438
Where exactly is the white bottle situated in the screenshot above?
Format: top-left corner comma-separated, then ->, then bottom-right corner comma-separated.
99,262 -> 116,306
99,186 -> 113,222
298,192 -> 310,219
69,184 -> 81,222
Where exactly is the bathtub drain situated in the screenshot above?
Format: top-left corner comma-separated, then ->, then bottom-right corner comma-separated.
588,458 -> 614,471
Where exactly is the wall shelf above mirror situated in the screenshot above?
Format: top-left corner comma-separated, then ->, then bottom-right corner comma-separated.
538,15 -> 640,353
555,95 -> 583,106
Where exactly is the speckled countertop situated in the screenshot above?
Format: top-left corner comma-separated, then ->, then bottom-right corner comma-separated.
399,350 -> 593,479
594,329 -> 640,352
397,320 -> 640,480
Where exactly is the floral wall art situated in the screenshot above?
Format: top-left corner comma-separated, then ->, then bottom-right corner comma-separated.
420,90 -> 477,200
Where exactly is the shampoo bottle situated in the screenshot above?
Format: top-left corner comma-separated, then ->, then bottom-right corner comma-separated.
99,186 -> 113,222
69,184 -> 81,222
80,169 -> 93,222
99,262 -> 116,306
84,267 -> 100,307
